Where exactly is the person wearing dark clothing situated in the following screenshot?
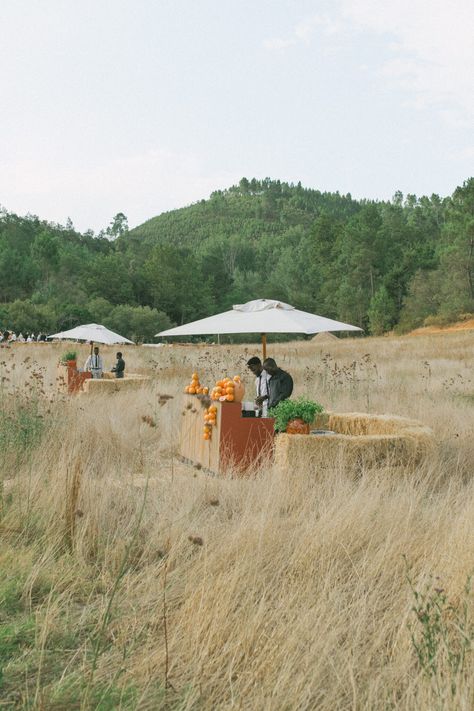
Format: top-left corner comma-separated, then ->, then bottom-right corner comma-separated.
263,357 -> 293,409
111,352 -> 125,379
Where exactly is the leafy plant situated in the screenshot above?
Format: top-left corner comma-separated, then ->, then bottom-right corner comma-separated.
60,350 -> 77,363
268,397 -> 324,433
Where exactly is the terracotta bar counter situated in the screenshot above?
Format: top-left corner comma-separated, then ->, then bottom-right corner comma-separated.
179,395 -> 275,475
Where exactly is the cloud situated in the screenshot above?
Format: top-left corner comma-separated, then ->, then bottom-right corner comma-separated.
263,14 -> 339,52
0,149 -> 240,232
340,0 -> 474,123
263,1 -> 473,125
263,37 -> 296,51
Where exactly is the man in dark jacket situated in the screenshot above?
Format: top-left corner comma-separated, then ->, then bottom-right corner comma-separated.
111,352 -> 125,379
263,357 -> 293,409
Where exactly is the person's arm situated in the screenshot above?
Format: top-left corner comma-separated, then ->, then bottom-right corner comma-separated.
282,372 -> 293,400
272,373 -> 293,408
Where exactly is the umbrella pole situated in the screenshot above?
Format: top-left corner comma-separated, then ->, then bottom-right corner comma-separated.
261,333 -> 267,360
90,341 -> 94,355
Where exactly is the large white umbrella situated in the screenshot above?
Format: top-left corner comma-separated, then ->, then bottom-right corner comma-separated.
156,299 -> 362,358
49,323 -> 134,353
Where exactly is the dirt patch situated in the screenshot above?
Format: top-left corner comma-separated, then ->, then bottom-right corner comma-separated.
408,319 -> 474,336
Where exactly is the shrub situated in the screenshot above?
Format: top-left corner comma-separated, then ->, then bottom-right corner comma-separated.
268,397 -> 324,433
60,351 -> 77,363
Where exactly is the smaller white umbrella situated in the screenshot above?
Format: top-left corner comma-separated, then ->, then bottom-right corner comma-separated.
49,323 -> 134,353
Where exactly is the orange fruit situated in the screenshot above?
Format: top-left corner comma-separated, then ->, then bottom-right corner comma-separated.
188,387 -> 196,394
226,394 -> 234,401
225,386 -> 234,394
202,387 -> 209,394
209,418 -> 216,425
233,375 -> 240,382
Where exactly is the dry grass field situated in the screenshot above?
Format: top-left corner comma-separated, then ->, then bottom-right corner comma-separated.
1,332 -> 474,710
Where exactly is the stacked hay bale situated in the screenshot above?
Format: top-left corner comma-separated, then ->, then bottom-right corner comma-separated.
274,411 -> 436,474
81,374 -> 150,394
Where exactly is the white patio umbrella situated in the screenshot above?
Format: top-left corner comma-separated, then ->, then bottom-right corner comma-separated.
156,299 -> 362,358
49,323 -> 134,353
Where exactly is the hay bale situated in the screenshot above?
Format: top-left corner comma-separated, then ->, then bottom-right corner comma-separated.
311,332 -> 339,342
81,375 -> 150,394
275,411 -> 436,474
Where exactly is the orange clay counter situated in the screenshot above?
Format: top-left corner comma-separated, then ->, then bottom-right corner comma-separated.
179,395 -> 275,475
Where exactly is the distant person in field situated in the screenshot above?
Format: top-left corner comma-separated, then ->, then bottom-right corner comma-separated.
263,357 -> 294,409
111,352 -> 125,379
246,356 -> 271,416
84,346 -> 104,379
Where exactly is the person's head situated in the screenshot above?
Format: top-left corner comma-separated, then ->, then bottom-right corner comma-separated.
247,356 -> 263,376
263,357 -> 279,376
116,352 -> 122,359
94,346 -> 99,355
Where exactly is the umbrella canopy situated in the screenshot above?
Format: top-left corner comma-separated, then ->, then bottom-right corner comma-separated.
156,299 -> 362,357
49,323 -> 134,346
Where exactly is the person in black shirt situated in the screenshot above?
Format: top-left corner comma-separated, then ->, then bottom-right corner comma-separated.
111,352 -> 125,379
263,357 -> 293,409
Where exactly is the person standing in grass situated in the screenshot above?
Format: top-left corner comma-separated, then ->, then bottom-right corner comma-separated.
247,356 -> 271,416
84,346 -> 104,379
111,352 -> 125,379
263,357 -> 294,409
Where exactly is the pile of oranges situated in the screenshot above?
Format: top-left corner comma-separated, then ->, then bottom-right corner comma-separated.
210,375 -> 241,402
203,404 -> 218,440
184,372 -> 209,395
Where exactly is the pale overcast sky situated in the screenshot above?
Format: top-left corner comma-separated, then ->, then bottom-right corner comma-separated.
1,0 -> 472,232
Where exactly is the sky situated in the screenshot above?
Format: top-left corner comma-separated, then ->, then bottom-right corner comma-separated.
0,0 -> 472,233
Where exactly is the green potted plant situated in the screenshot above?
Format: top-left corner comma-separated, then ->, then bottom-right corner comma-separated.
60,350 -> 78,368
268,397 -> 324,434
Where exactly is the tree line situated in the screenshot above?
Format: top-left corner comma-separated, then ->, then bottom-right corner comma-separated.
0,177 -> 473,341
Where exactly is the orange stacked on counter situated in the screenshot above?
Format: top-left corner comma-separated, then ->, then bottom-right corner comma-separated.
184,372 -> 209,395
203,404 -> 218,440
210,375 -> 242,402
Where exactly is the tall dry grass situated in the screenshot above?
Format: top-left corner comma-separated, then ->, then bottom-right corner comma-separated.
1,333 -> 474,709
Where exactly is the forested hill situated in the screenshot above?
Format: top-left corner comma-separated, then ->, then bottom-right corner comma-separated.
1,177 -> 473,341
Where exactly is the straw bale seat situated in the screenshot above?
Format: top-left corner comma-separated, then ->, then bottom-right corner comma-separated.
274,411 -> 436,473
81,374 -> 150,394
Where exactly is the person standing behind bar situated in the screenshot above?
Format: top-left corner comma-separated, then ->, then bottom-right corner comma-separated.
246,356 -> 271,416
263,357 -> 293,409
111,352 -> 125,378
84,346 -> 104,379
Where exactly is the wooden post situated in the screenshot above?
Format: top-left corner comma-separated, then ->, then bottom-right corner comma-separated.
261,333 -> 267,361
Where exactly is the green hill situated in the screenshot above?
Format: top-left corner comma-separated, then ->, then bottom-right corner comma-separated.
1,177 -> 473,340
